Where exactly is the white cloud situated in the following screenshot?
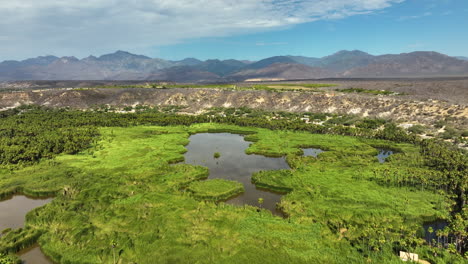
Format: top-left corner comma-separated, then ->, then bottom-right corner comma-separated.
398,12 -> 432,21
0,0 -> 405,59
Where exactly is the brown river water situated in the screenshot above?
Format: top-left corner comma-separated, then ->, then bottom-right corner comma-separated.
0,195 -> 52,263
183,133 -> 290,215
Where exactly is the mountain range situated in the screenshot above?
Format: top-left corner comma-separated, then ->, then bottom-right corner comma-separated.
1,50 -> 468,82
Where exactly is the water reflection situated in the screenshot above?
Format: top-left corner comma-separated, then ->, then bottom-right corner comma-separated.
0,195 -> 53,263
0,195 -> 52,231
184,133 -> 290,214
303,148 -> 324,158
377,149 -> 393,163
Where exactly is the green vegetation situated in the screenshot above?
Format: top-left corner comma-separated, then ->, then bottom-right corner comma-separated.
213,152 -> 221,159
270,83 -> 337,88
0,106 -> 98,166
93,83 -> 236,89
336,87 -> 399,95
408,124 -> 426,134
0,253 -> 20,264
187,179 -> 244,201
0,106 -> 466,263
257,198 -> 264,208
86,83 -> 337,93
239,83 -> 336,92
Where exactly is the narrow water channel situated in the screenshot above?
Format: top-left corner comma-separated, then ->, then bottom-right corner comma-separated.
184,133 -> 290,214
18,245 -> 53,264
0,195 -> 53,264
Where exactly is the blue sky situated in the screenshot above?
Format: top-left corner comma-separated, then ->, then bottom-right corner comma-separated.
1,0 -> 467,61
157,0 -> 468,60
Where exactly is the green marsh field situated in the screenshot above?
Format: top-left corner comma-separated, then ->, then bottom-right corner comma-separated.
0,107 -> 466,263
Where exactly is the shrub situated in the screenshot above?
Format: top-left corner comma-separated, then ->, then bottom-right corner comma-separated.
408,125 -> 426,134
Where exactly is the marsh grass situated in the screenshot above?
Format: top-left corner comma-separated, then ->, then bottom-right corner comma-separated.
187,179 -> 244,201
0,123 -> 462,263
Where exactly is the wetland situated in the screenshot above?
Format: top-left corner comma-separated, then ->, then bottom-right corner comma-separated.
0,107 -> 466,263
183,133 -> 290,214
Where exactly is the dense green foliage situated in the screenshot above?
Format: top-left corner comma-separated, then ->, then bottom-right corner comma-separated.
407,124 -> 426,134
0,107 -> 98,166
421,140 -> 467,211
0,107 -> 466,263
0,253 -> 20,264
0,106 -> 420,168
336,88 -> 398,95
86,83 -> 336,93
270,83 -> 337,88
242,83 -> 335,92
93,83 -> 236,89
187,179 -> 244,201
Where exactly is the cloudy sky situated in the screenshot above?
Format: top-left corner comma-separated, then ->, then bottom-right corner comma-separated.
0,0 -> 467,60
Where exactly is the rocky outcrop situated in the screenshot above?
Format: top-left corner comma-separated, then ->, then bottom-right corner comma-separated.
1,87 -> 466,128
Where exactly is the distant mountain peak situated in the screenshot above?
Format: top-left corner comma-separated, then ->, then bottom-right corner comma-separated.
1,50 -> 467,81
205,59 -> 221,63
98,50 -> 151,61
83,55 -> 98,61
405,51 -> 443,55
56,56 -> 79,64
243,56 -> 297,70
21,55 -> 59,65
329,50 -> 372,57
171,58 -> 203,66
334,49 -> 369,55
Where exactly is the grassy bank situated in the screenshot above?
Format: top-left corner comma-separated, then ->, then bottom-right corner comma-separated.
187,179 -> 244,201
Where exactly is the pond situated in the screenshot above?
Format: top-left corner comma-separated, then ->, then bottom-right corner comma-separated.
377,149 -> 393,163
184,133 -> 290,215
0,195 -> 52,231
302,148 -> 324,158
18,245 -> 54,264
0,195 -> 53,264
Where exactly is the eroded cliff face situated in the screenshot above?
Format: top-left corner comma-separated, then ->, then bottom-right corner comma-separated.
1,88 -> 467,128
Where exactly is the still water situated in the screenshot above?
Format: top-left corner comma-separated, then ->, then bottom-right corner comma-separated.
0,195 -> 53,263
377,149 -> 394,163
0,195 -> 51,231
18,245 -> 53,264
303,148 -> 324,157
184,133 -> 290,214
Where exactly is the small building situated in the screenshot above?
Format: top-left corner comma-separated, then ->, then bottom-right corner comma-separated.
399,251 -> 419,262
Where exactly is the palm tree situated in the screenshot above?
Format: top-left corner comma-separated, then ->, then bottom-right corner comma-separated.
427,227 -> 434,246
111,240 -> 117,264
258,198 -> 264,208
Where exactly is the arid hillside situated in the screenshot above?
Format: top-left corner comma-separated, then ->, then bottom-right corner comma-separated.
1,79 -> 467,131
